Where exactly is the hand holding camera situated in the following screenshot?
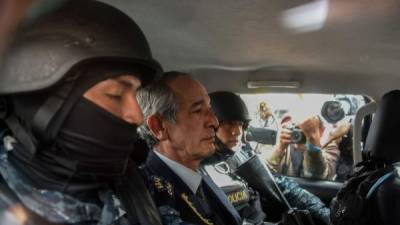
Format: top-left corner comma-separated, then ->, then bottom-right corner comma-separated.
298,116 -> 322,147
273,121 -> 293,156
286,124 -> 306,144
276,116 -> 322,155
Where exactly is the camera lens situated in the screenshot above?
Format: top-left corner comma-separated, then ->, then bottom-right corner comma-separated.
290,128 -> 306,144
321,100 -> 345,124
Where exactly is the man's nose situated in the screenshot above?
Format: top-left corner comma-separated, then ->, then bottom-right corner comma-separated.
232,125 -> 241,136
121,93 -> 144,125
207,109 -> 219,129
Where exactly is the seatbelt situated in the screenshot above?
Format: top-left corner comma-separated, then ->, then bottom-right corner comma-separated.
366,171 -> 394,199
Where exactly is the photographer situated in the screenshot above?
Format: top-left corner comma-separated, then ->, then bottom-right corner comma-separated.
267,115 -> 343,180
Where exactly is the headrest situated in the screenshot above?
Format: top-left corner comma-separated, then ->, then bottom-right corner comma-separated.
364,90 -> 400,163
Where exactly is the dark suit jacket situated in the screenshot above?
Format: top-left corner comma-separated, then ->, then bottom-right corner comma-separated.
141,151 -> 242,225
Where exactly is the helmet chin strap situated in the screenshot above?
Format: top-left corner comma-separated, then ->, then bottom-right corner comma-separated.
3,114 -> 37,157
32,82 -> 75,148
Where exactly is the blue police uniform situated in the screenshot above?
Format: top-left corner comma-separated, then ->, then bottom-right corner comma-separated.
0,131 -> 130,225
201,143 -> 266,224
202,140 -> 331,225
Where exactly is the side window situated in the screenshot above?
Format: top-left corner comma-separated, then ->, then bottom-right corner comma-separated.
240,93 -> 366,182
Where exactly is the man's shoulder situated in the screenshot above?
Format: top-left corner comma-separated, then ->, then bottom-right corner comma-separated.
140,151 -> 182,186
139,154 -> 198,207
139,162 -> 177,197
140,150 -> 163,171
149,174 -> 175,196
140,165 -> 184,220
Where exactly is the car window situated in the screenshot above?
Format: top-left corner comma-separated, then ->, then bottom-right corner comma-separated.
240,93 -> 366,182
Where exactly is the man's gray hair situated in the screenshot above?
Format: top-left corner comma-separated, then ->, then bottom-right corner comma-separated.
137,71 -> 189,148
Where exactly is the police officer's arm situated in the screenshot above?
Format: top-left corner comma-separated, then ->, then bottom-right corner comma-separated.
274,175 -> 331,225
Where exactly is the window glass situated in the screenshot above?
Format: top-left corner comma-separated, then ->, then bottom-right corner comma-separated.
240,93 -> 366,181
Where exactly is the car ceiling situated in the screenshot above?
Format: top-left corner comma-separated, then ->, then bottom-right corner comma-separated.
102,0 -> 400,100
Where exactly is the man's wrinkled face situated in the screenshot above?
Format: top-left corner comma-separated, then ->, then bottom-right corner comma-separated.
217,121 -> 244,149
83,74 -> 144,125
165,76 -> 219,161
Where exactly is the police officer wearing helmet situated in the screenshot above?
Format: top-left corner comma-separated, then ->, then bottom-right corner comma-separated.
201,91 -> 266,225
0,1 -> 162,225
201,91 -> 331,225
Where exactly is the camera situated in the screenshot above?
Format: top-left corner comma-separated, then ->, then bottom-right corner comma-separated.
321,96 -> 359,124
320,100 -> 345,124
246,126 -> 277,145
287,124 -> 306,144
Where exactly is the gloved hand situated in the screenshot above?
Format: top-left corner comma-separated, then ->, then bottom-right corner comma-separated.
241,187 -> 266,225
279,209 -> 315,225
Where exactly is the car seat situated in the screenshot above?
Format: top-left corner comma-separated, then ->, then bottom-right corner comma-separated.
363,90 -> 400,225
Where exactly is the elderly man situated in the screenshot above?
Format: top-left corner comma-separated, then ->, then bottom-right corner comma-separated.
138,71 -> 242,225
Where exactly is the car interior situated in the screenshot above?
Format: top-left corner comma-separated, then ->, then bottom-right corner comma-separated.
99,0 -> 400,208
2,0 -> 400,223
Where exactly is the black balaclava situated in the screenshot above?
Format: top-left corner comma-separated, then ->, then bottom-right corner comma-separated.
8,62 -> 148,196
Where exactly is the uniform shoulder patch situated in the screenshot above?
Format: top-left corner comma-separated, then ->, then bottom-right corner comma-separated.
150,175 -> 174,197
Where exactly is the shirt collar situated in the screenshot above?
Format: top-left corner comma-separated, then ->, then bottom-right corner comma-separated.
155,150 -> 202,194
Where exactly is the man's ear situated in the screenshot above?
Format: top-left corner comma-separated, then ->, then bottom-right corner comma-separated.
147,115 -> 168,141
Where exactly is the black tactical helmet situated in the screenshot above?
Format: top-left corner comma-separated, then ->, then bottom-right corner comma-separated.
0,0 -> 162,155
210,91 -> 251,127
0,0 -> 162,94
